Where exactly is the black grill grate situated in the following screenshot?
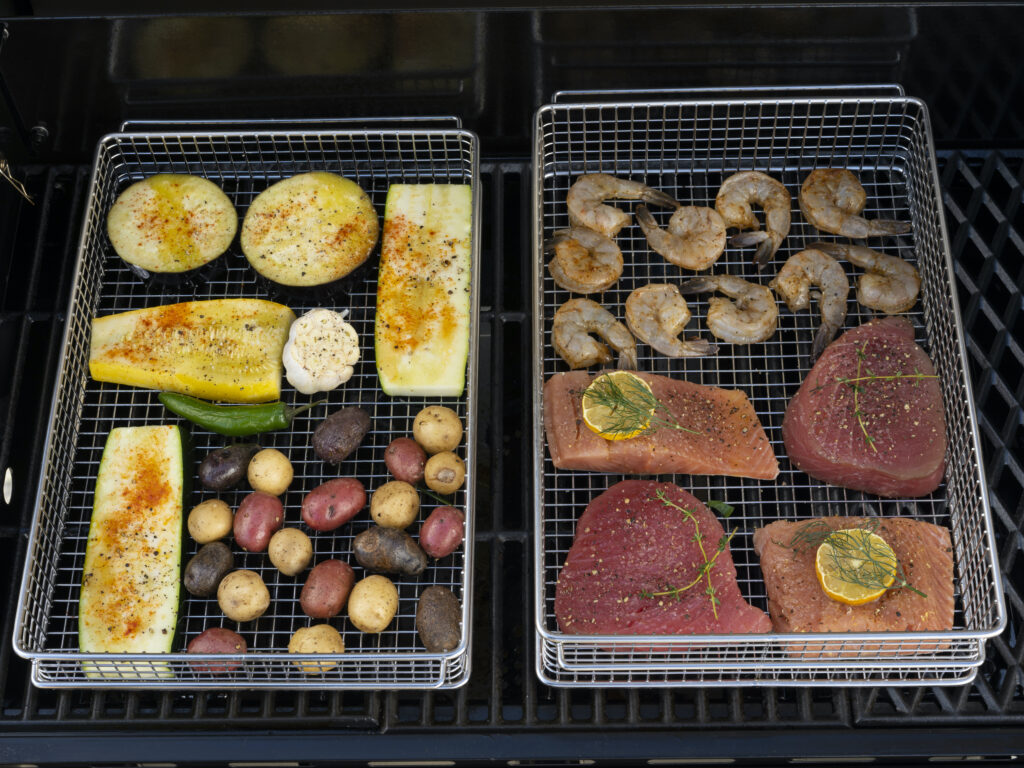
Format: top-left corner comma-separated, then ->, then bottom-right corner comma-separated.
0,154 -> 1021,759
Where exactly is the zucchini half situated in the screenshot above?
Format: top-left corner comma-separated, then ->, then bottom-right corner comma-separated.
79,425 -> 185,680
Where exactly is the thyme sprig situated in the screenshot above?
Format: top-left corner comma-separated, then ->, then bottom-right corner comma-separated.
583,373 -> 699,437
637,490 -> 736,619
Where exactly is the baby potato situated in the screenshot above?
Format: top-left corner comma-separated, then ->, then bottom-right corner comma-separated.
412,405 -> 463,454
419,506 -> 465,559
384,437 -> 427,484
370,480 -> 419,529
268,528 -> 313,576
348,574 -> 398,633
247,447 -> 293,496
217,569 -> 270,622
353,525 -> 427,576
187,498 -> 233,544
187,627 -> 247,674
233,491 -> 284,552
424,451 -> 465,494
288,624 -> 345,674
416,585 -> 461,652
300,559 -> 356,619
183,541 -> 235,597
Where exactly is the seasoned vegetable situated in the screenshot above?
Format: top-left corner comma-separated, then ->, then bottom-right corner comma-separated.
301,477 -> 366,532
353,525 -> 427,576
419,506 -> 465,559
370,480 -> 420,529
233,492 -> 284,552
300,559 -> 355,619
282,309 -> 360,394
374,184 -> 473,396
288,624 -> 345,674
424,451 -> 465,494
187,627 -> 247,673
247,447 -> 294,496
217,570 -> 270,622
384,437 -> 426,484
198,443 -> 259,491
268,528 -> 313,576
187,498 -> 234,543
79,425 -> 184,679
348,574 -> 399,634
412,405 -> 463,454
183,541 -> 234,597
312,406 -> 371,463
416,585 -> 461,652
159,393 -> 324,437
89,299 -> 295,403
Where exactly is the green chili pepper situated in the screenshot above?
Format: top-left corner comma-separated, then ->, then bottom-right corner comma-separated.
158,392 -> 325,437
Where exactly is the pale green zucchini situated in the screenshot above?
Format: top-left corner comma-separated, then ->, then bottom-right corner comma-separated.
374,184 -> 472,397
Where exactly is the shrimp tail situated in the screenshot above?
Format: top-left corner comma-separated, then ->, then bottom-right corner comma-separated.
684,337 -> 718,357
677,276 -> 716,296
617,347 -> 638,370
641,188 -> 681,210
811,321 -> 839,361
872,219 -> 912,236
543,229 -> 572,254
808,241 -> 844,257
752,238 -> 775,270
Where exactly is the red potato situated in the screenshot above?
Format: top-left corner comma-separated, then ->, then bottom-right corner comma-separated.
187,627 -> 247,673
384,437 -> 427,484
233,492 -> 284,552
419,506 -> 466,559
301,477 -> 366,532
300,559 -> 356,619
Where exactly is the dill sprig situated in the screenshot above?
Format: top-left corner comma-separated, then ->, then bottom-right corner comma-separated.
583,373 -> 699,437
637,490 -> 736,619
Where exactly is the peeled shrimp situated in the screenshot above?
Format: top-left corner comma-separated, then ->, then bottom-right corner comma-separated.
566,173 -> 678,238
715,171 -> 791,270
813,241 -> 920,314
770,248 -> 850,360
635,204 -> 726,271
625,283 -> 717,358
678,274 -> 778,345
552,297 -> 638,370
545,226 -> 624,294
799,169 -> 911,239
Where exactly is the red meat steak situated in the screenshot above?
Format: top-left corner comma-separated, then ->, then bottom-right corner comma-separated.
544,370 -> 779,480
782,316 -> 946,497
554,480 -> 771,636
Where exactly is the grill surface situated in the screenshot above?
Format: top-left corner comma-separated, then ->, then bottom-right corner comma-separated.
0,153 -> 1021,762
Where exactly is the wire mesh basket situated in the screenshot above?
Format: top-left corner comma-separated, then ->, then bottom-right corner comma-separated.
13,123 -> 480,689
531,87 -> 1006,687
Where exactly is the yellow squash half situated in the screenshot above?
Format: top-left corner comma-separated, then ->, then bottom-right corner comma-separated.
89,298 -> 295,402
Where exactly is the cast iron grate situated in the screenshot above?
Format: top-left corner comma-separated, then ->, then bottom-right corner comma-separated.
0,154 -> 1020,743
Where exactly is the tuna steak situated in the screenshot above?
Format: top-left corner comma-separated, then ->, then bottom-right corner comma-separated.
753,517 -> 954,634
544,370 -> 779,480
555,480 -> 772,636
782,316 -> 946,497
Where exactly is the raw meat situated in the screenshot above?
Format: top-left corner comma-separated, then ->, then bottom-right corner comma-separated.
555,480 -> 772,636
782,316 -> 946,497
544,370 -> 779,480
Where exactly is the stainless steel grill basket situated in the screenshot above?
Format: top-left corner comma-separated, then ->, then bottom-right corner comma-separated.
14,122 -> 480,689
531,87 -> 1005,687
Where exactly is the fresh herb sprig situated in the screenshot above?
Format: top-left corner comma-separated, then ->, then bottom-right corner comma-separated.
583,373 -> 699,437
637,490 -> 736,619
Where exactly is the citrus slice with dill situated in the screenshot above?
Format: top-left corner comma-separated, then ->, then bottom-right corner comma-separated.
814,528 -> 898,606
581,371 -> 655,441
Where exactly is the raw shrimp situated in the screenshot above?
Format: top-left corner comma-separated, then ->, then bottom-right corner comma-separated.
635,204 -> 727,271
799,169 -> 911,239
566,173 -> 678,238
625,283 -> 717,358
545,226 -> 624,294
715,171 -> 791,270
678,274 -> 778,345
552,297 -> 638,370
813,241 -> 920,314
769,247 -> 850,360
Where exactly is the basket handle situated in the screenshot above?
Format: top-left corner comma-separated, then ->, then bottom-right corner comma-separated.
550,84 -> 905,104
118,116 -> 463,132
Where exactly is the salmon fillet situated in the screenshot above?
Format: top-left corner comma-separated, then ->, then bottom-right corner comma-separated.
544,370 -> 779,480
753,517 -> 954,635
555,480 -> 772,636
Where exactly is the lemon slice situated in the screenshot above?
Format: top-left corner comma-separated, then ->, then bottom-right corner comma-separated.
581,371 -> 655,441
815,528 -> 898,606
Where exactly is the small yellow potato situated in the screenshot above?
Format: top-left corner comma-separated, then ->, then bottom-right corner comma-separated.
247,447 -> 293,496
348,574 -> 399,633
268,528 -> 313,576
217,569 -> 270,622
370,480 -> 420,529
187,498 -> 233,543
423,451 -> 466,495
288,624 -> 345,674
412,406 -> 463,454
